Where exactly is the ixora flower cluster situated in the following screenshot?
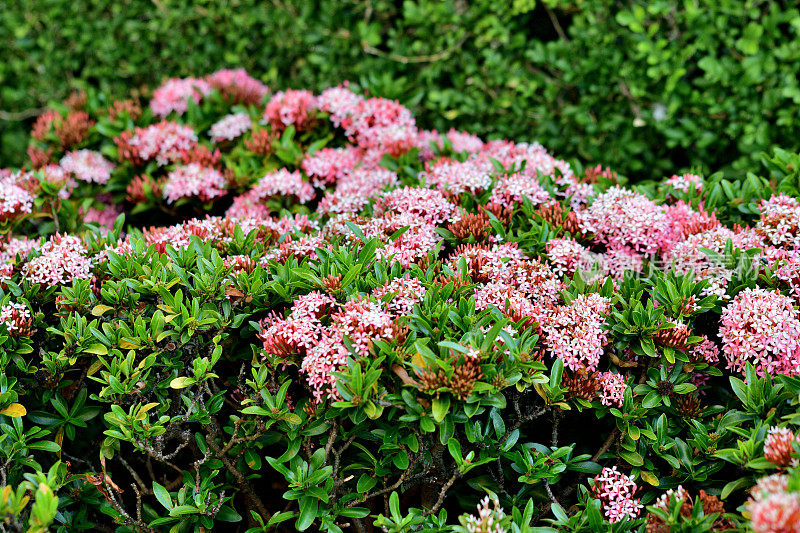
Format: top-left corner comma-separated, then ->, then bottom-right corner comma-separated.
2,69 -> 800,532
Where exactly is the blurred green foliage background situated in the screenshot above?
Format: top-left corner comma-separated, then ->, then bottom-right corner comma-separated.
2,0 -> 800,180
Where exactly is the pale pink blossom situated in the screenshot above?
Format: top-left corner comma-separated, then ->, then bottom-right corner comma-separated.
720,288 -> 800,376
163,164 -> 227,204
209,112 -> 252,142
150,77 -> 211,117
591,467 -> 643,523
60,149 -> 115,184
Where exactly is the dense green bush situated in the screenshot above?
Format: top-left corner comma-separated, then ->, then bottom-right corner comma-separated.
3,0 -> 800,179
2,69 -> 800,531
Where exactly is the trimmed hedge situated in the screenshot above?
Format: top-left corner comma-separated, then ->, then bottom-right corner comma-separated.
3,0 -> 800,180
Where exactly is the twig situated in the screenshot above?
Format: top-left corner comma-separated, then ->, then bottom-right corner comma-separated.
132,483 -> 143,523
102,479 -> 156,533
423,470 -> 461,516
0,108 -> 46,121
362,34 -> 469,64
348,461 -> 425,507
118,456 -> 150,494
551,410 -> 562,448
545,6 -> 567,41
324,421 -> 339,464
591,428 -> 620,462
509,403 -> 548,433
333,434 -> 356,479
205,425 -> 271,522
545,481 -> 560,507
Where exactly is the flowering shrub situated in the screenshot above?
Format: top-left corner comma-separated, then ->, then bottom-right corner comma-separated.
2,69 -> 800,532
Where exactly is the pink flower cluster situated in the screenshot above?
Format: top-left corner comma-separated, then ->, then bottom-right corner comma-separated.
757,194 -> 800,250
474,282 -> 544,323
481,140 -> 573,181
746,474 -> 800,533
318,167 -> 399,215
341,97 -> 418,156
60,150 -> 116,184
452,245 -> 568,319
720,288 -> 800,376
317,84 -> 365,127
0,175 -> 34,223
162,164 -> 227,204
206,68 -> 269,102
768,249 -> 800,304
546,237 -> 604,280
227,169 -> 314,218
359,214 -> 441,268
419,157 -> 493,195
688,335 -> 721,364
22,234 -> 92,287
578,186 -> 669,256
150,77 -> 211,117
260,291 -> 335,359
665,173 -> 703,193
491,259 -> 565,304
597,372 -> 626,407
302,146 -> 363,187
591,466 -> 643,523
209,113 -> 252,143
542,293 -> 610,372
459,496 -> 506,533
0,301 -> 31,335
373,274 -> 426,315
330,297 -> 395,357
262,89 -> 318,130
764,426 -> 799,467
489,171 -> 552,208
443,129 -> 484,154
0,236 -> 38,265
128,121 -> 198,165
260,293 -> 398,401
302,334 -> 353,400
374,186 -> 457,225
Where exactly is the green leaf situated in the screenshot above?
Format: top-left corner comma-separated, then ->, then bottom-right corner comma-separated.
152,482 -> 173,510
432,396 -> 450,423
296,497 -> 318,531
357,474 -> 377,494
447,438 -> 463,463
169,376 -> 196,389
393,449 -> 409,470
389,491 -> 401,518
551,502 -> 568,522
619,449 -> 644,467
721,477 -> 752,500
215,506 -> 242,522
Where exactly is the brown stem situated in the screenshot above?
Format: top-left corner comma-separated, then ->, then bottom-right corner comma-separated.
592,428 -> 620,463
545,6 -> 567,41
205,426 -> 271,524
423,470 -> 462,516
324,421 -> 339,465
347,459 -> 425,507
0,108 -> 46,121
